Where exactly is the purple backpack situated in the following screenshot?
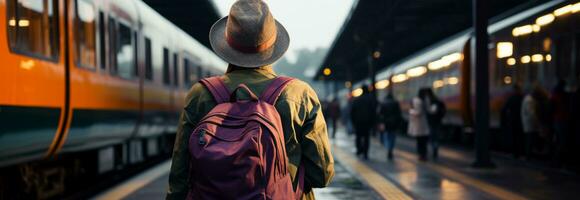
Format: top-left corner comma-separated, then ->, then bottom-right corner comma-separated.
188,76 -> 304,200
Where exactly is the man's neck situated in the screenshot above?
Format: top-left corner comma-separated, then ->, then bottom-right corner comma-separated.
226,64 -> 273,73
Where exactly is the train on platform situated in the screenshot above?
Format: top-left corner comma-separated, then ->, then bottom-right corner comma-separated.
0,0 -> 225,198
348,0 -> 579,148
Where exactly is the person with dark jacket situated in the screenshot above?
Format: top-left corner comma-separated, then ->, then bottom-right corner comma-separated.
501,84 -> 524,158
350,85 -> 375,160
424,88 -> 446,159
378,93 -> 403,160
550,80 -> 570,166
327,98 -> 342,139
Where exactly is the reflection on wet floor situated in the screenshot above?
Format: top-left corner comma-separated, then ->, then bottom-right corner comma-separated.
333,127 -> 580,200
101,127 -> 580,200
332,131 -> 497,200
313,161 -> 380,200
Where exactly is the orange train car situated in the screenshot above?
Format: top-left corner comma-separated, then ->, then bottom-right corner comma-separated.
349,0 -> 579,148
0,0 -> 225,198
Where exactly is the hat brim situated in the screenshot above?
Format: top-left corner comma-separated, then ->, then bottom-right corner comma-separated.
209,16 -> 290,68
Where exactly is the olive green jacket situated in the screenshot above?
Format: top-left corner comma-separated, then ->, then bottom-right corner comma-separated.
166,66 -> 334,200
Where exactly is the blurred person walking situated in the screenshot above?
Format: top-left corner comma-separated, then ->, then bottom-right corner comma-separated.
501,84 -> 525,158
350,85 -> 375,160
167,1 -> 334,199
378,93 -> 403,160
343,98 -> 355,136
549,80 -> 570,167
521,84 -> 549,160
327,98 -> 342,139
408,89 -> 430,161
424,88 -> 446,159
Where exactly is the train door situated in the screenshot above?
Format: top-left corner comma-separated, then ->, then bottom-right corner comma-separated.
63,0 -> 140,156
0,0 -> 66,165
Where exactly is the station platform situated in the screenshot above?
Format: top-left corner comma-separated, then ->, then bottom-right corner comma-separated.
332,130 -> 580,200
92,129 -> 580,200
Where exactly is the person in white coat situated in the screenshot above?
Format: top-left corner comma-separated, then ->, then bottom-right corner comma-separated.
521,92 -> 539,159
408,89 -> 430,161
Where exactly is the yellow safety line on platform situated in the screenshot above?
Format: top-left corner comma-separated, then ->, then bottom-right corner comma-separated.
333,146 -> 413,200
92,160 -> 171,200
395,149 -> 528,200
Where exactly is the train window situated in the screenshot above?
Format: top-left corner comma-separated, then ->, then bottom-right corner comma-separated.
555,36 -> 573,82
114,23 -> 135,79
7,0 -> 59,60
133,31 -> 138,77
144,38 -> 153,80
197,67 -> 203,80
98,11 -> 106,70
163,48 -> 170,85
75,0 -> 97,69
108,17 -> 116,72
173,53 -> 179,87
183,58 -> 191,88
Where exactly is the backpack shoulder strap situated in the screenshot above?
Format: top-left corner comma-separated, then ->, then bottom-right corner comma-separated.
200,77 -> 230,104
260,76 -> 295,105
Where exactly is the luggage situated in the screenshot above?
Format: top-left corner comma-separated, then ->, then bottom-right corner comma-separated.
188,76 -> 303,200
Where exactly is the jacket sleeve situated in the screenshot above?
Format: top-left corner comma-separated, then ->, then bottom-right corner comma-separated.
300,87 -> 335,188
166,85 -> 203,200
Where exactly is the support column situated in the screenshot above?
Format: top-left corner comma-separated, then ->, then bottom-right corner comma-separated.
472,0 -> 495,168
368,52 -> 378,111
367,51 -> 378,137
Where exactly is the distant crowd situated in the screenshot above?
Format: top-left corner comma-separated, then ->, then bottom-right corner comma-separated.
322,79 -> 580,170
502,80 -> 580,169
322,85 -> 446,161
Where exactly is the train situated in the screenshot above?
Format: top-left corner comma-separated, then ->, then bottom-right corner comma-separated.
0,0 -> 225,198
348,0 -> 579,145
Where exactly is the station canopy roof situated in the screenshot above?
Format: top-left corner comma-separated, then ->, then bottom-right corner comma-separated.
143,0 -> 221,48
316,0 -> 539,82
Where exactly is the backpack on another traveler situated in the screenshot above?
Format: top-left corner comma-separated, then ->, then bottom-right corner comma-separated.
187,76 -> 304,200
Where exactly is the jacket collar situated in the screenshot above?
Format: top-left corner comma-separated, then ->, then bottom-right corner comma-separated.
225,64 -> 277,77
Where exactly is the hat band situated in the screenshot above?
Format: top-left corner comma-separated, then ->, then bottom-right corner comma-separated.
225,31 -> 277,53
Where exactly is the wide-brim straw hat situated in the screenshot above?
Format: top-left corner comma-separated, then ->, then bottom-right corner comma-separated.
209,0 -> 290,68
